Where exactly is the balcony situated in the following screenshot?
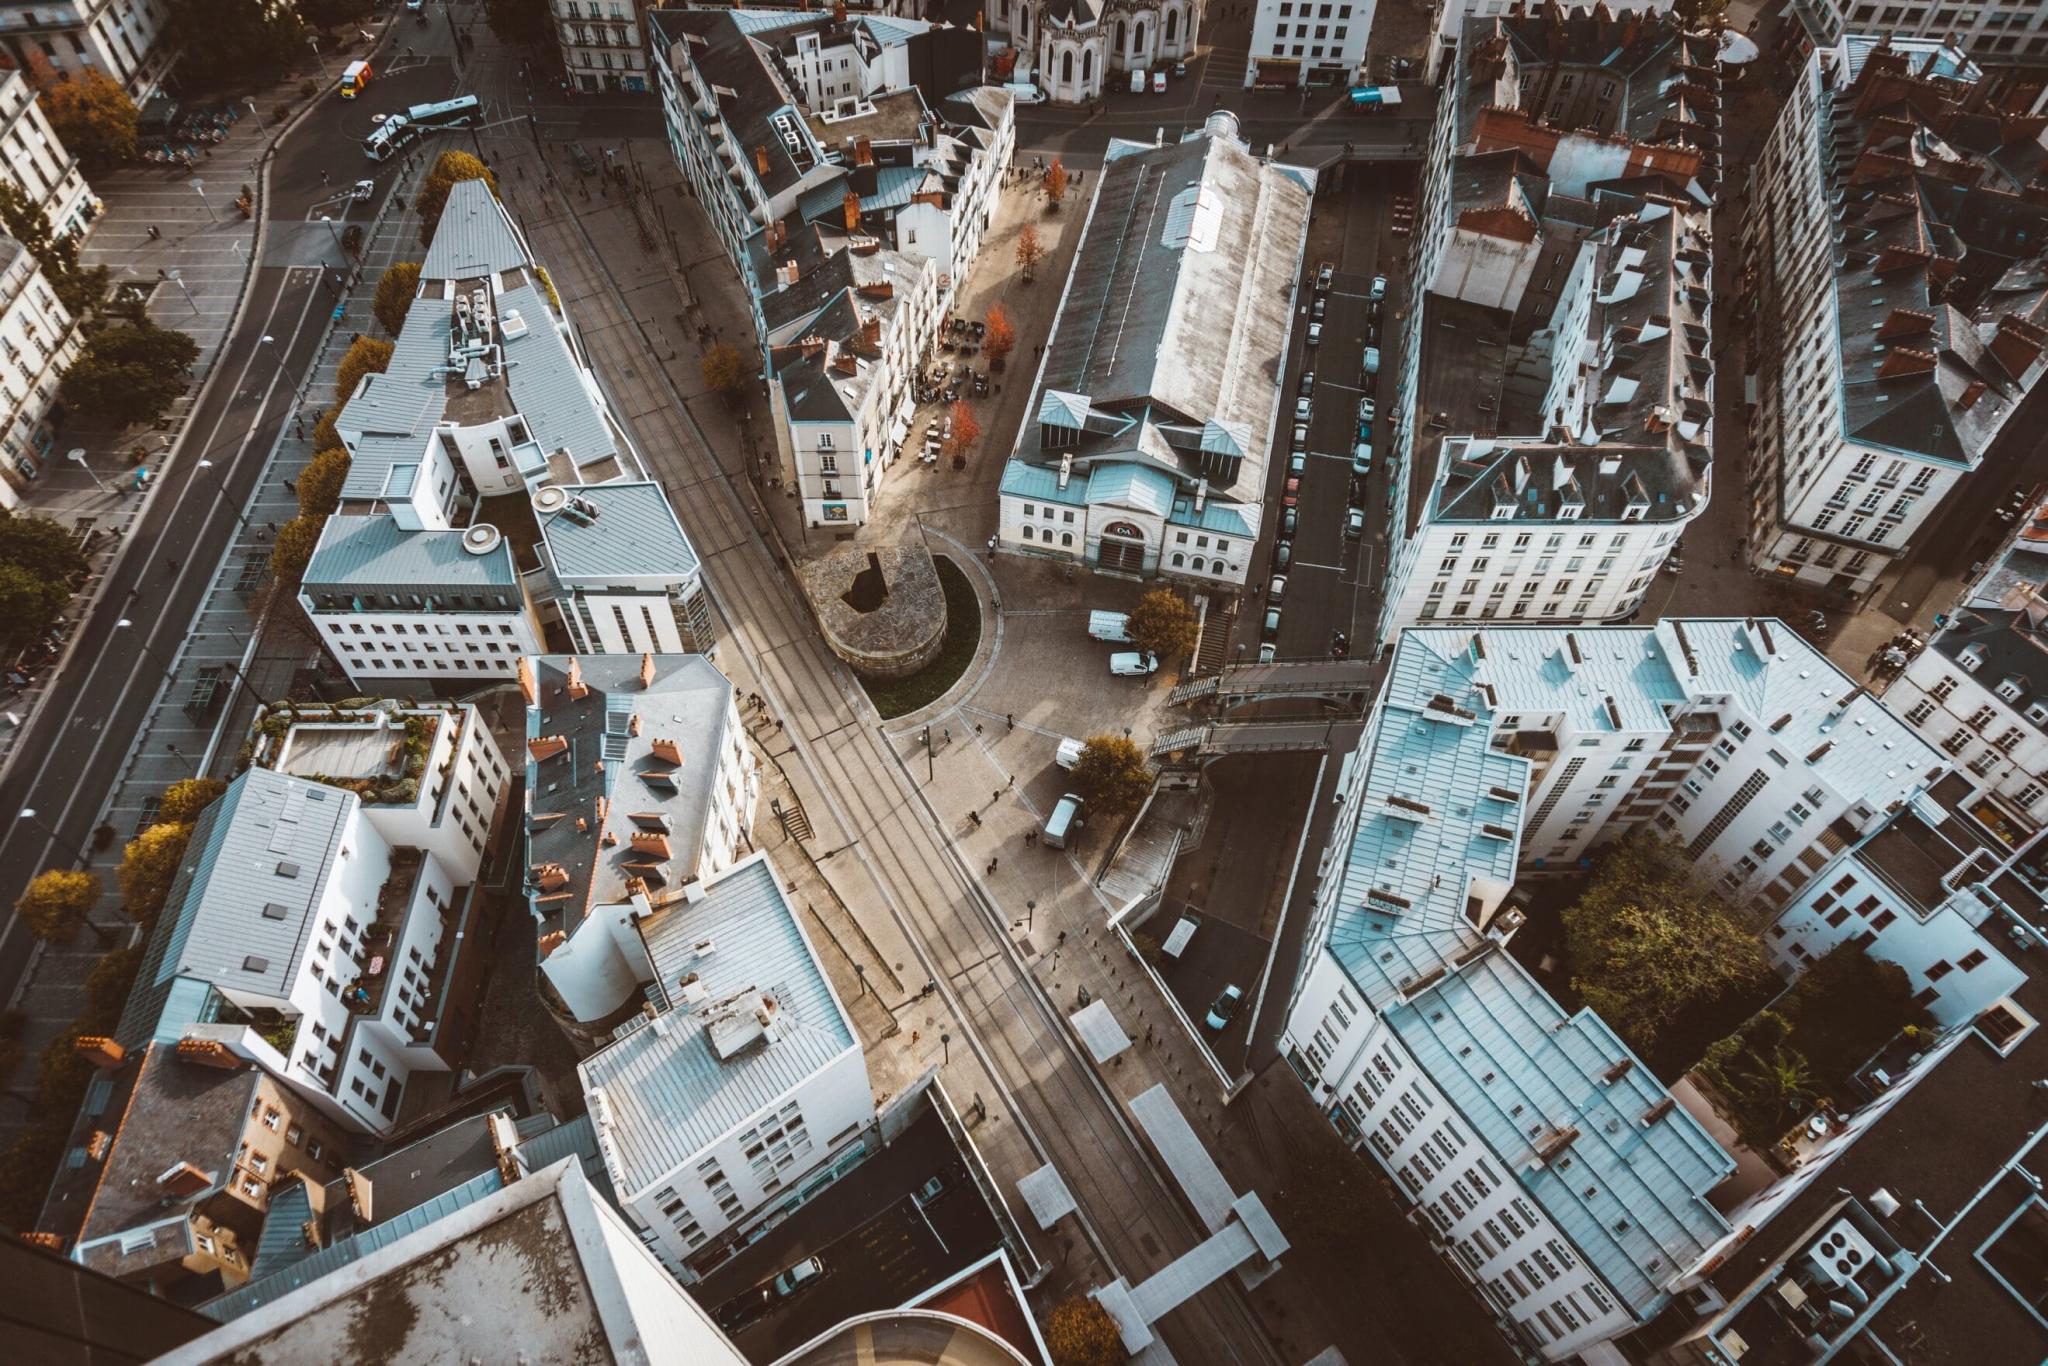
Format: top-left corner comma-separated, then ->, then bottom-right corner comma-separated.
346,849 -> 427,1017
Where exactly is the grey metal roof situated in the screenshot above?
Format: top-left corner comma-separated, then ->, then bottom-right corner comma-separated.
538,481 -> 701,584
496,279 -> 621,473
420,179 -> 531,282
578,856 -> 857,1200
147,768 -> 355,1004
303,515 -> 518,592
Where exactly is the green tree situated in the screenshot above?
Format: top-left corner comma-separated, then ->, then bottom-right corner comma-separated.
0,562 -> 73,654
270,514 -> 325,590
372,261 -> 421,337
416,150 -> 499,247
170,0 -> 310,91
1563,831 -> 1775,1060
1044,1295 -> 1122,1366
41,69 -> 138,172
0,181 -> 107,318
15,869 -> 104,945
1126,589 -> 1198,659
1072,735 -> 1152,821
297,447 -> 351,518
118,822 -> 194,925
0,514 -> 89,585
59,322 -> 199,427
481,0 -> 553,45
334,334 -> 394,403
158,777 -> 227,824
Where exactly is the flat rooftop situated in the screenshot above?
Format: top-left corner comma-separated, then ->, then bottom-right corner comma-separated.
805,88 -> 928,149
274,724 -> 408,784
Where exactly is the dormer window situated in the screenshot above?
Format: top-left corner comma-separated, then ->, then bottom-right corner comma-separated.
1959,644 -> 1986,673
2028,702 -> 2048,726
1997,677 -> 2025,704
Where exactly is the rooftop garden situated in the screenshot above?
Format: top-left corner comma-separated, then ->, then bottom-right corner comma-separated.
248,702 -> 442,805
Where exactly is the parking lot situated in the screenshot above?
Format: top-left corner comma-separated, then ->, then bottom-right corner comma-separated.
1150,899 -> 1270,1061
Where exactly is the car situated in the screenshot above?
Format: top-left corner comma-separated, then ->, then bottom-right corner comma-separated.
1261,609 -> 1281,642
405,0 -> 423,9
1369,274 -> 1387,300
570,141 -> 598,175
772,1257 -> 825,1299
1087,610 -> 1132,643
1366,297 -> 1381,321
1282,476 -> 1301,505
1152,70 -> 1167,92
1362,346 -> 1380,376
1289,450 -> 1307,475
1257,643 -> 1277,664
1349,477 -> 1368,508
1281,507 -> 1298,536
1351,443 -> 1373,475
1315,261 -> 1335,291
1204,984 -> 1245,1031
714,1286 -> 775,1332
1364,322 -> 1380,346
350,178 -> 376,201
1298,371 -> 1315,397
1109,650 -> 1159,676
1311,295 -> 1327,321
1307,321 -> 1323,348
1291,423 -> 1309,452
1345,508 -> 1365,540
1055,737 -> 1085,770
1357,396 -> 1376,422
1173,60 -> 1187,77
1357,419 -> 1374,443
1268,574 -> 1287,603
1271,541 -> 1291,571
1294,396 -> 1312,422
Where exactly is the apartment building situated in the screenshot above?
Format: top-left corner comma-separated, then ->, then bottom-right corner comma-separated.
300,179 -> 709,687
1421,0 -> 1673,82
1381,12 -> 1721,639
522,652 -> 760,1026
1,66 -> 99,241
553,0 -> 649,94
0,230 -> 81,505
652,8 -> 1009,525
997,113 -> 1311,586
0,0 -> 176,103
1245,0 -> 1377,90
1743,34 -> 2048,599
1788,0 -> 2048,64
578,853 -> 875,1283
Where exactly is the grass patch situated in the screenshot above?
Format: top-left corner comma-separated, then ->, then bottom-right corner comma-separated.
861,555 -> 982,720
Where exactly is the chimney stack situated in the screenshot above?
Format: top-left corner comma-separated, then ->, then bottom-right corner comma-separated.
755,145 -> 771,177
842,189 -> 862,231
638,651 -> 657,688
565,657 -> 589,701
854,137 -> 874,167
75,1037 -> 125,1070
652,737 -> 684,764
517,655 -> 538,706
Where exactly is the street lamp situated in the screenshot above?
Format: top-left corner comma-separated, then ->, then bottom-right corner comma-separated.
65,447 -> 107,492
115,618 -> 176,680
164,268 -> 199,316
165,743 -> 194,776
308,34 -> 328,80
319,213 -> 342,250
258,333 -> 295,397
195,459 -> 254,533
18,807 -> 91,868
191,177 -> 217,224
245,97 -> 265,136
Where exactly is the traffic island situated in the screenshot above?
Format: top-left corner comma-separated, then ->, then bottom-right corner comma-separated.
799,541 -> 951,687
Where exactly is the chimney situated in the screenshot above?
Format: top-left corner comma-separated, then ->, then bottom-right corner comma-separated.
528,734 -> 569,763
861,314 -> 881,350
75,1037 -> 125,1070
854,137 -> 874,166
652,737 -> 684,764
565,657 -> 589,701
638,651 -> 656,688
517,656 -> 538,706
1989,313 -> 2047,381
87,1130 -> 113,1160
630,831 -> 673,858
628,713 -> 643,737
754,145 -> 771,177
531,862 -> 571,892
1194,478 -> 1207,513
156,1162 -> 215,1198
538,929 -> 566,958
842,189 -> 862,231
176,1038 -> 246,1071
799,333 -> 827,361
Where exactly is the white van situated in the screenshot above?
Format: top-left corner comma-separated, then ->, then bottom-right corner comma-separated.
1088,610 -> 1132,643
1130,70 -> 1145,94
1055,737 -> 1085,770
1043,794 -> 1085,849
1162,913 -> 1200,960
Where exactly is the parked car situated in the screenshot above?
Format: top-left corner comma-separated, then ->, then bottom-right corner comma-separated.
1297,371 -> 1315,397
1281,506 -> 1298,536
1282,476 -> 1301,506
1306,322 -> 1323,347
1205,984 -> 1245,1031
1364,322 -> 1380,346
1352,443 -> 1373,475
1109,650 -> 1159,676
1289,450 -> 1307,475
1055,737 -> 1085,769
1362,346 -> 1380,376
1349,477 -> 1368,508
1268,574 -> 1287,603
1294,396 -> 1312,422
1366,297 -> 1381,321
1257,643 -> 1277,664
1271,541 -> 1291,571
570,141 -> 598,175
1357,396 -> 1376,423
1172,60 -> 1187,77
1315,261 -> 1335,291
1357,419 -> 1373,443
1152,70 -> 1167,92
1369,274 -> 1387,300
1345,508 -> 1365,540
1291,423 -> 1308,452
772,1258 -> 825,1299
1261,609 -> 1281,642
1087,610 -> 1132,643
1311,295 -> 1326,321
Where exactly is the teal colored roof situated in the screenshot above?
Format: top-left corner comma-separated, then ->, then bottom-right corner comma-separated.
537,482 -> 700,583
1085,464 -> 1175,517
1000,460 -> 1088,505
304,516 -> 519,591
1171,498 -> 1253,536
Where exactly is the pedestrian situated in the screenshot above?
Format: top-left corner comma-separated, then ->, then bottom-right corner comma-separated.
1006,713 -> 1014,730
1057,929 -> 1067,945
988,856 -> 1000,874
293,419 -> 305,440
1026,830 -> 1037,846
969,811 -> 983,827
321,169 -> 330,186
284,478 -> 297,494
992,789 -> 1001,804
774,718 -> 784,732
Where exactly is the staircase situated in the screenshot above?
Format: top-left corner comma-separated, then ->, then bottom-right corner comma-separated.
1168,674 -> 1220,707
772,795 -> 813,843
1150,726 -> 1208,759
1194,596 -> 1238,676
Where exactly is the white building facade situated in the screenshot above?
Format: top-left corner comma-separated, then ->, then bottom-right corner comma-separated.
0,231 -> 81,506
0,0 -> 176,101
1,67 -> 99,242
553,0 -> 649,94
1787,0 -> 2048,63
983,0 -> 1201,104
1245,0 -> 1375,90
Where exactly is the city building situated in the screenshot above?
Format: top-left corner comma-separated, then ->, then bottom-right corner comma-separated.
111,724 -> 509,1137
996,113 -> 1313,587
1786,0 -> 2048,64
301,179 -> 709,687
0,230 -> 82,506
1742,34 -> 2048,599
1881,503 -> 2048,843
980,0 -> 1200,104
577,852 -> 875,1283
0,0 -> 177,103
552,0 -> 650,94
1380,11 -> 1722,638
152,1157 -> 751,1366
1244,0 -> 1376,91
522,652 -> 760,1026
1420,0 -> 1674,84
1,66 -> 100,241
651,8 -> 1010,525
33,1041 -> 349,1303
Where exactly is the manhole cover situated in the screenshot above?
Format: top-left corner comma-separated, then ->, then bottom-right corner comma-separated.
1018,936 -> 1037,957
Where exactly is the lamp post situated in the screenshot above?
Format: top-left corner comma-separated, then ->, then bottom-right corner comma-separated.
191,178 -> 217,223
319,213 -> 342,250
114,617 -> 176,678
308,35 -> 328,80
165,743 -> 194,776
195,459 -> 254,533
65,447 -> 107,492
258,333 -> 295,399
245,97 -> 265,136
164,268 -> 199,316
18,807 -> 91,868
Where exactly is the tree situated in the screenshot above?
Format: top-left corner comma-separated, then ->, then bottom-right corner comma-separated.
480,0 -> 552,45
946,399 -> 981,459
334,334 -> 394,403
16,869 -> 103,945
0,562 -> 74,654
169,0 -> 310,91
372,261 -> 422,337
82,946 -> 142,1034
1043,1294 -> 1122,1366
0,514 -> 89,585
158,777 -> 227,824
1563,831 -> 1776,1060
297,447 -> 351,518
298,0 -> 375,27
983,304 -> 1016,365
41,69 -> 137,172
0,182 -> 106,318
1044,158 -> 1069,211
59,322 -> 199,427
1126,589 -> 1198,659
118,822 -> 193,924
1014,224 -> 1045,276
1072,735 -> 1152,820
416,150 -> 499,247
311,407 -> 342,453
271,514 -> 325,590
701,342 -> 749,403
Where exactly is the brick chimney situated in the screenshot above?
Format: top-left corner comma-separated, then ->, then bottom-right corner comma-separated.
75,1037 -> 125,1070
755,145 -> 771,177
517,656 -> 538,706
638,651 -> 657,688
156,1161 -> 215,1197
565,657 -> 589,701
860,314 -> 882,350
798,333 -> 827,361
531,862 -> 571,892
853,137 -> 874,167
176,1037 -> 246,1071
651,737 -> 684,764
528,735 -> 569,762
1989,313 -> 2047,381
629,831 -> 673,858
842,189 -> 862,231
538,929 -> 566,959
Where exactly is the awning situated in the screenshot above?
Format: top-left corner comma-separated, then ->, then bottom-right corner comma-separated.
889,417 -> 911,447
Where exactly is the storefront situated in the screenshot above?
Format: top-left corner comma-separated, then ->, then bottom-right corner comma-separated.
1248,58 -> 1298,90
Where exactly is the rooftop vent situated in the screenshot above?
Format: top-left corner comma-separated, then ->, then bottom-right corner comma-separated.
706,990 -> 781,1060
